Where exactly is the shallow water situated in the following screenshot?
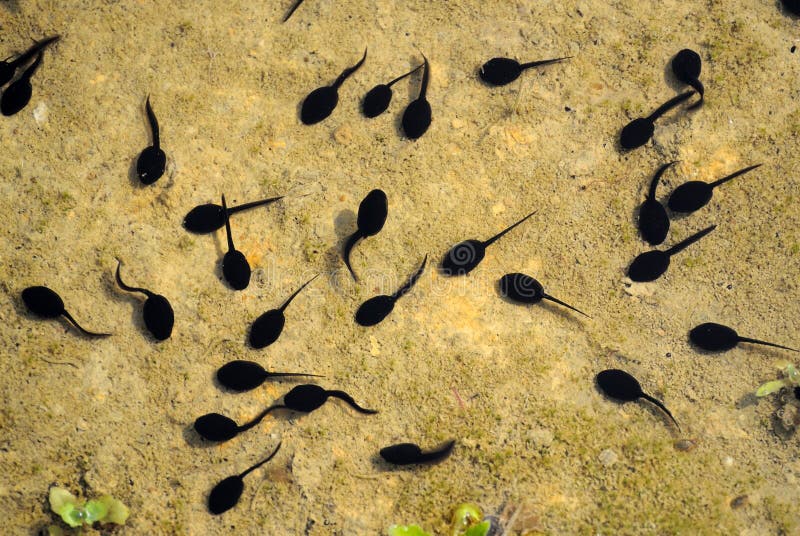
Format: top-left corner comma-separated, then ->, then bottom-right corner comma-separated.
2,1 -> 800,534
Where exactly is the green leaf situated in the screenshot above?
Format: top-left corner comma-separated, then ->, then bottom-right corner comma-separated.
84,499 -> 110,523
756,380 -> 786,397
60,504 -> 87,528
96,494 -> 130,525
48,487 -> 78,515
465,521 -> 491,536
387,524 -> 432,536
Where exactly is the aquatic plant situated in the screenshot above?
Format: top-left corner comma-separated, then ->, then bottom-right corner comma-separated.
756,363 -> 800,397
388,524 -> 431,536
48,486 -> 129,529
451,503 -> 492,536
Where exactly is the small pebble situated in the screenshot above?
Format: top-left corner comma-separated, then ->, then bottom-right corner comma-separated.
722,456 -> 734,467
730,494 -> 748,509
598,448 -> 618,466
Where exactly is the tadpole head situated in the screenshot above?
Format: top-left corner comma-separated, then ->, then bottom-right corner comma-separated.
208,476 -> 244,515
357,189 -> 388,236
194,413 -> 240,442
596,369 -> 643,402
136,146 -> 166,185
217,360 -> 267,392
222,250 -> 251,290
354,295 -> 395,327
627,250 -> 669,282
362,85 -> 392,118
301,86 -> 339,125
183,204 -> 225,234
667,182 -> 712,213
401,98 -> 432,139
478,57 -> 522,86
379,443 -> 424,465
440,240 -> 486,276
249,309 -> 286,349
142,295 -> 174,341
638,199 -> 670,246
689,322 -> 739,352
283,384 -> 328,413
499,273 -> 544,304
620,118 -> 654,150
22,286 -> 64,318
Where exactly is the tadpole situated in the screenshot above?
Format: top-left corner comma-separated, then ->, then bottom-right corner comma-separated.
1,52 -> 43,116
478,56 -> 570,86
248,275 -> 318,349
0,35 -> 59,87
441,210 -> 536,276
135,96 -> 167,185
208,442 -> 281,515
637,161 -> 676,246
21,286 -> 111,338
667,164 -> 762,214
343,189 -> 388,281
627,225 -> 716,282
362,63 -> 423,118
619,90 -> 695,150
379,440 -> 456,465
671,49 -> 704,109
596,369 -> 679,430
216,359 -> 322,392
183,196 -> 283,234
355,255 -> 427,326
689,322 -> 798,353
301,48 -> 367,125
498,272 -> 589,317
220,194 -> 251,291
115,260 -> 174,341
401,53 -> 431,139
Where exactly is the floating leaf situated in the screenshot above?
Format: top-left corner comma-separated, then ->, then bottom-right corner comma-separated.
97,494 -> 130,525
756,379 -> 786,397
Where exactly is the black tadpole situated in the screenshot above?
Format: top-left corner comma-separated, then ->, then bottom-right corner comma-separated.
248,275 -> 318,349
208,442 -> 282,515
0,35 -> 59,87
1,52 -> 43,117
689,322 -> 799,353
619,90 -> 695,150
301,48 -> 367,125
136,96 -> 167,185
216,359 -> 322,392
379,440 -> 456,466
667,164 -> 762,214
355,255 -> 427,326
283,384 -> 378,414
498,273 -> 589,318
596,369 -> 680,430
401,53 -> 431,139
115,260 -> 174,341
362,63 -> 424,118
183,196 -> 284,234
220,194 -> 252,291
343,189 -> 388,281
441,210 -> 536,276
782,0 -> 800,15
627,225 -> 715,282
478,56 -> 570,86
638,161 -> 676,246
671,49 -> 704,109
21,286 -> 111,338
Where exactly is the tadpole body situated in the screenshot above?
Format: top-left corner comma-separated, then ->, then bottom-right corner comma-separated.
379,440 -> 456,465
689,322 -> 798,353
301,48 -> 367,125
115,260 -> 174,341
249,275 -> 318,349
21,286 -> 111,338
441,210 -> 536,276
343,189 -> 388,281
208,442 -> 282,515
627,225 -> 716,282
637,161 -> 675,246
478,56 -> 570,86
355,255 -> 427,326
619,91 -> 695,150
596,369 -> 679,430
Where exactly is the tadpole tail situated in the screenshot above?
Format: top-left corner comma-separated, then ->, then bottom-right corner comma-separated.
392,255 -> 428,301
483,210 -> 537,248
61,310 -> 111,338
646,90 -> 695,121
221,194 -> 236,252
710,164 -> 762,188
145,95 -> 160,149
665,225 -> 716,256
282,0 -> 306,22
12,35 -> 60,68
238,404 -> 286,433
543,294 -> 591,318
115,260 -> 152,297
640,393 -> 680,431
519,56 -> 572,70
228,196 -> 284,216
386,63 -> 425,87
279,274 -> 319,312
648,161 -> 678,200
417,53 -> 429,99
342,231 -> 363,281
686,79 -> 704,110
239,442 -> 282,479
332,48 -> 367,89
327,390 -> 378,414
737,337 -> 799,353
418,440 -> 456,463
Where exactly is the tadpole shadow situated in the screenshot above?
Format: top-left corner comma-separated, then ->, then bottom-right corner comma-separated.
735,391 -> 758,410
183,423 -> 218,449
323,208 -> 356,290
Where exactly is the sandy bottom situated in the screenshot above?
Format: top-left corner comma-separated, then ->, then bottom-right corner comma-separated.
2,0 -> 800,534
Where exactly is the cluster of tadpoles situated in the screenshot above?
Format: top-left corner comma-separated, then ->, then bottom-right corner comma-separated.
619,49 -> 705,150
300,48 -> 432,140
0,35 -> 59,117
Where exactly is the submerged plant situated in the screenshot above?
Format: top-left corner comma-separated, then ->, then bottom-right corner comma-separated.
388,525 -> 432,536
48,487 -> 129,529
756,363 -> 800,398
451,503 -> 492,536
